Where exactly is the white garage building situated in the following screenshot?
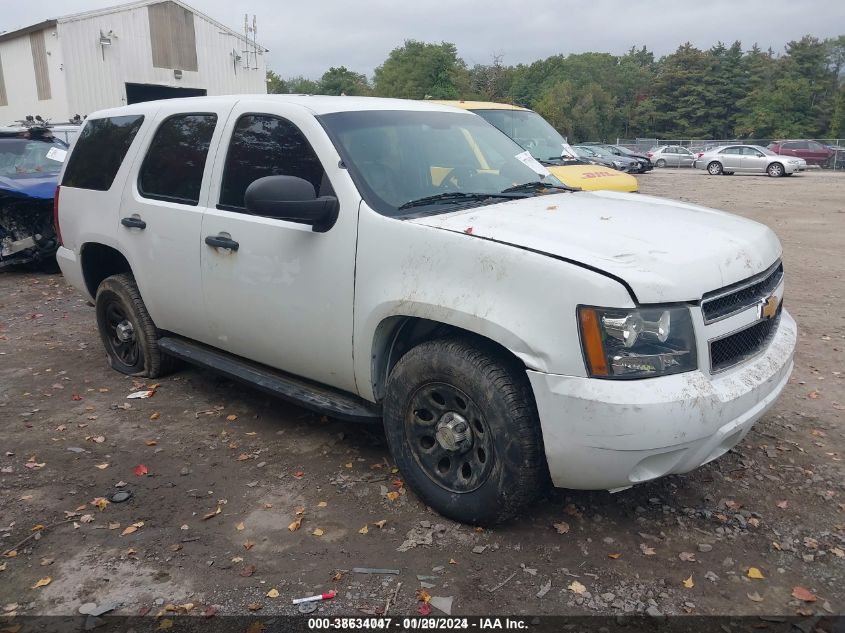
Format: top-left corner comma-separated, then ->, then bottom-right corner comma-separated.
0,0 -> 267,123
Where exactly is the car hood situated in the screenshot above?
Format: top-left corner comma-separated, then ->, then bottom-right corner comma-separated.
410,190 -> 781,303
0,173 -> 59,200
546,164 -> 639,193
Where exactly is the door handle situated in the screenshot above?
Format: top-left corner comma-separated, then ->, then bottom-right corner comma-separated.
121,216 -> 146,229
205,235 -> 239,251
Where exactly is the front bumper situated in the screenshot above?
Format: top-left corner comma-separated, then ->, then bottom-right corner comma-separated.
528,309 -> 796,491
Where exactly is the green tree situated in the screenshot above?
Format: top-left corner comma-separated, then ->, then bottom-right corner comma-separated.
373,40 -> 469,99
285,76 -> 321,94
266,70 -> 287,94
319,66 -> 370,96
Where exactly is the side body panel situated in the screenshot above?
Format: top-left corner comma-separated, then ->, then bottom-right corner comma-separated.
352,204 -> 635,402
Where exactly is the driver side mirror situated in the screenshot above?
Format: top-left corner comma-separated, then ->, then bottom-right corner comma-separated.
244,175 -> 339,233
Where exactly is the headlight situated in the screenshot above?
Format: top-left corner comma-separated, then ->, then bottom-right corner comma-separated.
578,306 -> 697,379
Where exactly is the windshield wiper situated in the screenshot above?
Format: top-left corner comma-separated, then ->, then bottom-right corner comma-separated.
501,181 -> 580,194
397,191 -> 525,211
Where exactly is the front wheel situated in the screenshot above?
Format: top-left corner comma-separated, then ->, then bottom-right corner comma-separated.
707,161 -> 723,175
767,162 -> 785,177
95,273 -> 174,377
383,337 -> 548,524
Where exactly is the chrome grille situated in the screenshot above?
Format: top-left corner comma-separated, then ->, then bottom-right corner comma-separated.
709,308 -> 782,373
701,261 -> 783,324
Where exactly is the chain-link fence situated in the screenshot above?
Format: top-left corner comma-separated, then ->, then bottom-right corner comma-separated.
614,138 -> 845,171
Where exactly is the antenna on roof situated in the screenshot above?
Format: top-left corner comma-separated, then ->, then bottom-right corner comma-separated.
242,14 -> 260,70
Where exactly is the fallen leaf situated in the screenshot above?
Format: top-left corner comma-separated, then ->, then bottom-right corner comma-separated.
243,540 -> 255,550
18,495 -> 33,501
91,497 -> 109,511
79,515 -> 94,524
121,526 -> 138,536
747,567 -> 765,580
71,394 -> 83,401
776,500 -> 788,509
92,436 -> 105,443
240,564 -> 256,577
747,591 -> 764,602
608,552 -> 622,560
237,454 -> 250,461
133,464 -> 148,477
108,522 -> 120,530
4,551 -> 16,558
386,491 -> 400,502
830,547 -> 844,558
226,414 -> 238,421
640,543 -> 656,556
95,463 -> 109,470
231,556 -> 244,563
683,575 -> 694,589
553,521 -> 570,534
149,412 -> 160,420
807,390 -> 819,399
312,528 -> 324,537
236,522 -> 245,531
679,551 -> 697,562
144,440 -> 157,447
292,470 -> 304,479
157,619 -> 173,630
373,520 -> 387,529
246,602 -> 261,611
418,603 -> 432,616
288,516 -> 303,532
332,572 -> 344,582
203,507 -> 222,520
344,462 -> 353,468
169,544 -> 183,552
568,580 -> 587,595
791,586 -> 817,602
0,562 -> 6,571
31,577 -> 51,589
358,525 -> 369,535
266,588 -> 279,598
449,558 -> 458,564
317,501 -> 328,508
463,227 -> 473,235
415,589 -> 431,603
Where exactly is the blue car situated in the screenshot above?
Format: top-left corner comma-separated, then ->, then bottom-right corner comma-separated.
0,126 -> 67,269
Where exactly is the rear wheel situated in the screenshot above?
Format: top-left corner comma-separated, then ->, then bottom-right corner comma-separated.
655,159 -> 666,168
95,273 -> 174,377
767,162 -> 785,177
707,161 -> 723,175
383,337 -> 548,524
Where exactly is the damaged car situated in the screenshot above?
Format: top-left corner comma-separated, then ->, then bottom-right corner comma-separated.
55,96 -> 796,524
0,125 -> 66,269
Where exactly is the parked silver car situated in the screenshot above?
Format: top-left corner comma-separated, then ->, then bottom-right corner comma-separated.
694,145 -> 806,177
649,145 -> 695,168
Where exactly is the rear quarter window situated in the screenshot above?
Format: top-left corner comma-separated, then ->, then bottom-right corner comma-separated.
62,115 -> 144,191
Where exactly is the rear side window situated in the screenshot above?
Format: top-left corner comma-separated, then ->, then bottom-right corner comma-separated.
219,115 -> 327,211
138,114 -> 217,205
62,115 -> 144,190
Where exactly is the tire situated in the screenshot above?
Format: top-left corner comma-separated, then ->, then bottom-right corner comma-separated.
707,161 -> 723,175
383,337 -> 548,524
95,273 -> 175,377
767,162 -> 785,177
655,159 -> 666,168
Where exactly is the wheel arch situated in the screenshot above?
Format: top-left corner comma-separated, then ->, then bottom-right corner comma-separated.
369,314 -> 529,403
80,242 -> 132,299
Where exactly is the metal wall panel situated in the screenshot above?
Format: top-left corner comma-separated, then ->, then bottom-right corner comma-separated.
30,30 -> 52,100
148,1 -> 198,71
0,26 -> 67,121
0,55 -> 7,106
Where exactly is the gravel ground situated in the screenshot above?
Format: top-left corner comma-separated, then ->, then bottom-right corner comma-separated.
0,169 -> 843,619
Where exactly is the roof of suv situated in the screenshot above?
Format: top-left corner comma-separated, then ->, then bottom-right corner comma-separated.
86,94 -> 470,120
431,100 -> 531,112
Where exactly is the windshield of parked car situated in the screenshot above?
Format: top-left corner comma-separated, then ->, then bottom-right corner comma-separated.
584,145 -> 615,158
0,137 -> 68,177
319,110 -> 566,217
757,146 -> 777,156
471,109 -> 568,162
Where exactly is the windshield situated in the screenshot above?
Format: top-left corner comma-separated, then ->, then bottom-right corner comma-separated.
757,146 -> 777,156
0,137 -> 68,177
319,110 -> 564,217
573,146 -> 597,158
584,145 -> 615,158
471,109 -> 569,162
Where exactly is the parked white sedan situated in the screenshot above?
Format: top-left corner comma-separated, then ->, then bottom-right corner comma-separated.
694,144 -> 805,177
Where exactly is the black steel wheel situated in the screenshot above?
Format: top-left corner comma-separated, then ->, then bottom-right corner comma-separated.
384,336 -> 549,524
95,273 -> 175,377
406,382 -> 495,494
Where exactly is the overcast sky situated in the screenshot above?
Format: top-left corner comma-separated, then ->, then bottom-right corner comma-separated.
4,0 -> 844,78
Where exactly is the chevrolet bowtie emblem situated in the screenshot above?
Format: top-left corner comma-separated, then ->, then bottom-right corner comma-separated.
760,295 -> 779,320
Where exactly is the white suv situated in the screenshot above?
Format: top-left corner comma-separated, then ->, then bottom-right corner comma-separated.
54,95 -> 796,524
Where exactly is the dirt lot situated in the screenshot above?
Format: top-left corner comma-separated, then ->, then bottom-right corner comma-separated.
1,169 -> 843,619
